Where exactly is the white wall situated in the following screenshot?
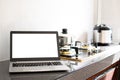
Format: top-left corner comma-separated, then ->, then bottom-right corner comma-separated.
101,0 -> 120,43
0,0 -> 95,61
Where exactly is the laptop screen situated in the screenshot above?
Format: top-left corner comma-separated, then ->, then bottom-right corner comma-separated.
10,31 -> 60,61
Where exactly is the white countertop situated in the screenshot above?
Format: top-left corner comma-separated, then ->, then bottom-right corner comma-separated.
67,45 -> 120,71
83,45 -> 120,61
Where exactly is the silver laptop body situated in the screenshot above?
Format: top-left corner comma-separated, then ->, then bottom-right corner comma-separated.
9,31 -> 69,73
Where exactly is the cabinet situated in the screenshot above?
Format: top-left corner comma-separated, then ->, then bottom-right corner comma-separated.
87,59 -> 120,80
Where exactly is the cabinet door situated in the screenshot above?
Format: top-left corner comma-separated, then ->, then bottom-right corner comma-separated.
87,60 -> 120,80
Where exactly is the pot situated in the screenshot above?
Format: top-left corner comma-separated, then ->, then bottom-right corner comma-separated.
93,24 -> 112,46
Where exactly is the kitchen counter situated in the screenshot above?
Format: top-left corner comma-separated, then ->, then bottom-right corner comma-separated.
0,45 -> 120,80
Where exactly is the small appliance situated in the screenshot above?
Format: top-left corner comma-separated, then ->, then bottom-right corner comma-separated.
93,24 -> 112,46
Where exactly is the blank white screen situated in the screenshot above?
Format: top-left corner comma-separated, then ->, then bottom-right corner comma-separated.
12,33 -> 59,58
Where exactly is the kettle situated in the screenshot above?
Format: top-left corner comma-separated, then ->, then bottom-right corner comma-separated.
93,24 -> 112,46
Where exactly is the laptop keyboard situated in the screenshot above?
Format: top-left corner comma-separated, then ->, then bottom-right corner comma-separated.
12,62 -> 62,67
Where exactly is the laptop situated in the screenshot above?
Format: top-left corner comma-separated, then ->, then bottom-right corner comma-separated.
9,31 -> 69,73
